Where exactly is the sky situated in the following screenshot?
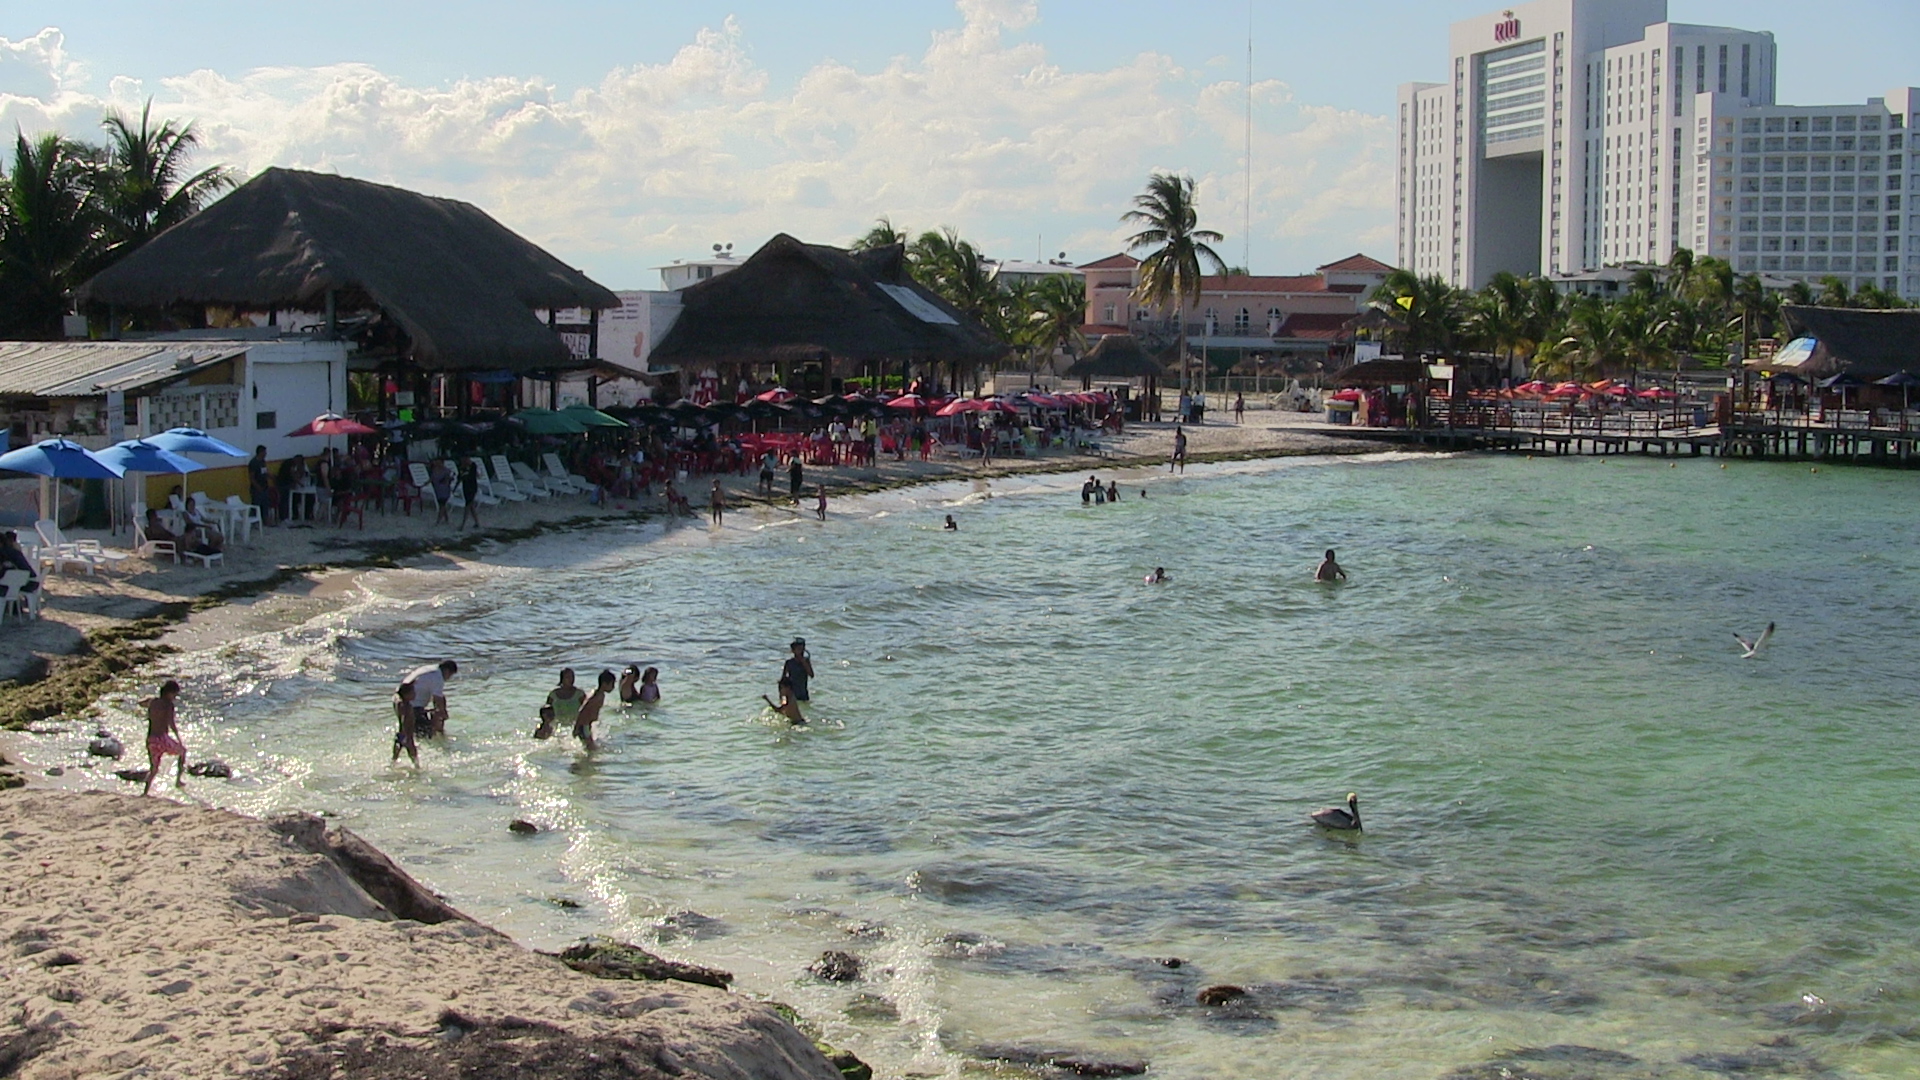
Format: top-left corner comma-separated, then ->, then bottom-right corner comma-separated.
3,1 -> 1915,289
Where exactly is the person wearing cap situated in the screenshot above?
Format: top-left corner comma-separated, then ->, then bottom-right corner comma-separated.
782,639 -> 813,703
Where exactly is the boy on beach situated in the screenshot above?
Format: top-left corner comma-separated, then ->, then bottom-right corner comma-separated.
141,680 -> 186,796
391,682 -> 419,767
574,670 -> 614,751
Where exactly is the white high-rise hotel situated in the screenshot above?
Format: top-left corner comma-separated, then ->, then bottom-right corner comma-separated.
1396,0 -> 1919,300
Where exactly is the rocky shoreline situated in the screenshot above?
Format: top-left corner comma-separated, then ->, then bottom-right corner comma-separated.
0,789 -> 860,1080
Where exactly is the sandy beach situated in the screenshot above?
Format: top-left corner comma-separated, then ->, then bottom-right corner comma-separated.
0,788 -> 849,1079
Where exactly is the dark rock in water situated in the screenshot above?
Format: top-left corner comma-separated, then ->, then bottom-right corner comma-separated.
114,768 -> 150,784
844,993 -> 899,1022
652,908 -> 727,942
43,766 -> 63,777
553,939 -> 732,988
549,896 -> 581,910
810,950 -> 862,983
1159,957 -> 1184,968
1507,1045 -> 1640,1066
507,819 -> 539,835
185,759 -> 231,778
1198,984 -> 1248,1006
816,1043 -> 873,1080
973,1044 -> 1149,1077
86,731 -> 123,759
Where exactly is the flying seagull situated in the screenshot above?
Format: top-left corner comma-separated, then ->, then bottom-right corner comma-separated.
1734,622 -> 1775,659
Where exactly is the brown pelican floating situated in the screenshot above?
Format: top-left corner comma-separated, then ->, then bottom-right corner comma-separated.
1311,793 -> 1361,830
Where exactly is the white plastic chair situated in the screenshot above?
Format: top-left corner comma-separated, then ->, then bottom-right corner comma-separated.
223,495 -> 261,543
0,569 -> 41,621
542,453 -> 593,493
477,458 -> 526,501
131,502 -> 178,563
491,455 -> 547,499
408,462 -> 441,513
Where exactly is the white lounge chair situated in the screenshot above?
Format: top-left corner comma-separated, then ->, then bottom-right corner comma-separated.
541,453 -> 594,493
490,455 -> 546,500
131,502 -> 178,563
446,461 -> 498,507
511,460 -> 564,497
475,458 -> 525,502
34,519 -> 130,576
0,569 -> 40,621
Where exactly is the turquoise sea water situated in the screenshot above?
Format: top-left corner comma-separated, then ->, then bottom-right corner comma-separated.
36,451 -> 1920,1078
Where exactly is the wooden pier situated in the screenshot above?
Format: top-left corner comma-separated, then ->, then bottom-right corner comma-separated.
1322,412 -> 1920,467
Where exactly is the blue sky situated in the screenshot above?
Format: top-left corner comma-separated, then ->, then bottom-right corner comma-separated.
4,1 -> 1914,287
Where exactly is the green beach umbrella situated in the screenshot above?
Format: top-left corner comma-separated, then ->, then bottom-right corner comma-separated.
558,404 -> 630,428
508,408 -> 588,435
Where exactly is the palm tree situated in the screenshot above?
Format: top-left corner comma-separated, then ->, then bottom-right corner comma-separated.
0,131 -> 103,339
908,228 -> 999,321
1369,269 -> 1462,361
1731,273 -> 1777,357
1021,274 -> 1087,381
1549,299 -> 1628,380
94,100 -> 232,265
1121,173 -> 1226,392
1467,271 -> 1530,379
1783,280 -> 1815,306
1817,276 -> 1852,308
851,216 -> 907,252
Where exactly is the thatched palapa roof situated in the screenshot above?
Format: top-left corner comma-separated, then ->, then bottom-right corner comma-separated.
649,234 -> 1004,368
78,168 -> 620,372
1064,335 -> 1167,380
1772,305 -> 1920,379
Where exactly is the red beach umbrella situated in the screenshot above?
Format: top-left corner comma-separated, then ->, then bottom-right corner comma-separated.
935,398 -> 987,416
1637,387 -> 1676,400
287,413 -> 377,437
886,394 -> 928,410
754,387 -> 797,403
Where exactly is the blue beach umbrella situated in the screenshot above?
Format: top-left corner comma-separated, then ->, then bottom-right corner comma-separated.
0,438 -> 126,524
97,440 -> 207,475
146,428 -> 248,457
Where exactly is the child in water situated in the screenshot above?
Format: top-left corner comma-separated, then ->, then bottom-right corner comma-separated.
638,667 -> 661,703
141,680 -> 186,796
574,670 -> 613,751
391,681 -> 419,767
763,677 -> 806,725
618,665 -> 642,705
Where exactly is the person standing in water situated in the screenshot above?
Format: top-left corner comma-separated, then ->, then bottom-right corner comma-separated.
783,639 -> 814,703
539,668 -> 583,739
709,479 -> 726,526
1145,567 -> 1169,584
141,680 -> 186,796
391,681 -> 420,767
815,484 -> 828,522
1105,480 -> 1118,503
618,665 -> 643,705
1315,549 -> 1348,582
637,667 -> 661,703
1170,426 -> 1188,473
574,670 -> 614,751
944,514 -> 958,531
403,660 -> 457,738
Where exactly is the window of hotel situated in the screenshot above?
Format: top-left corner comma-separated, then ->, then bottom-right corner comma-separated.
1786,217 -> 1806,232
1763,216 -> 1782,231
1861,115 -> 1881,131
1786,196 -> 1806,211
1742,118 -> 1762,134
1813,116 -> 1833,133
1812,156 -> 1832,172
1763,196 -> 1783,211
1837,116 -> 1856,132
1233,309 -> 1250,334
1811,216 -> 1831,231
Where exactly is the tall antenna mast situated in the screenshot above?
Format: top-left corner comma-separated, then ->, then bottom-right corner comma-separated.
1244,0 -> 1253,273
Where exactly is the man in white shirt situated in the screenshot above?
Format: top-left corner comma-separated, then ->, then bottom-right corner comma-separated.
401,660 -> 458,738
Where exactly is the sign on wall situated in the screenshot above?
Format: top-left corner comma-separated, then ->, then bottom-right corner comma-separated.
1494,11 -> 1522,42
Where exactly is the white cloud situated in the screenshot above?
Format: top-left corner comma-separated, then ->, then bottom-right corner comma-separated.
0,5 -> 1395,286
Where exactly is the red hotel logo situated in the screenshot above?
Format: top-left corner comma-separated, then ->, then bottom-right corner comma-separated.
1494,12 -> 1523,42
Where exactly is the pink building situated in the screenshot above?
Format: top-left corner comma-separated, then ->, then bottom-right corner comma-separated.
1077,253 -> 1394,363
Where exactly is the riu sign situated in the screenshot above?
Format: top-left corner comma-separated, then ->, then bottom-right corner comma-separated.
1494,13 -> 1523,42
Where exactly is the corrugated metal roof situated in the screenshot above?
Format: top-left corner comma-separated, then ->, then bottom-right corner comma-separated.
0,341 -> 248,398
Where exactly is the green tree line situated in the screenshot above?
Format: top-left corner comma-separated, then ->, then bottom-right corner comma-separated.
1369,249 -> 1912,381
0,102 -> 233,339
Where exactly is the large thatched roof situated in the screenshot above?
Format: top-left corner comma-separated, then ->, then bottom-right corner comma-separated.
78,168 -> 619,372
1064,335 -> 1167,379
1775,305 -> 1920,379
649,234 -> 1005,368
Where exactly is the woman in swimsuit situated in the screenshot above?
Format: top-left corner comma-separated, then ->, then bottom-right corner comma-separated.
539,669 -> 583,740
142,680 -> 186,796
618,665 -> 642,705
